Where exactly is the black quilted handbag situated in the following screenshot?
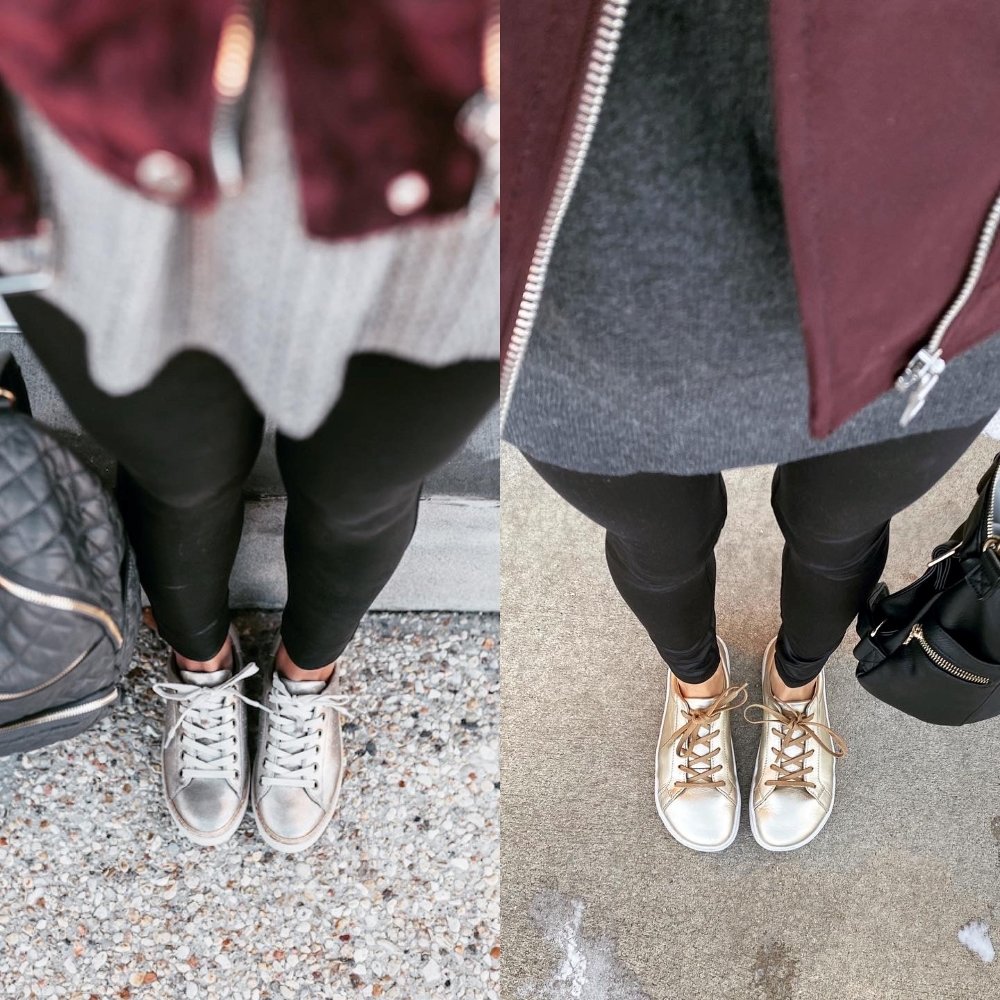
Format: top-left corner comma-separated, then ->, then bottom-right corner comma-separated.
0,354 -> 140,755
853,449 -> 1000,725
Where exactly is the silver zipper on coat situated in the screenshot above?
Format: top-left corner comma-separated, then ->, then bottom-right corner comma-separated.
210,2 -> 258,196
499,1 -> 630,426
0,689 -> 118,734
897,187 -> 1000,426
0,572 -> 123,649
904,623 -> 991,685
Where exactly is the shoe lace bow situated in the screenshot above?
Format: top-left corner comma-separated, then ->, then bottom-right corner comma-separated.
260,678 -> 353,791
744,703 -> 847,789
667,683 -> 748,788
153,663 -> 263,783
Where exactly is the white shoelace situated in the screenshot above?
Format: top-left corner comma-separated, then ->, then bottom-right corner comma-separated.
153,663 -> 264,783
260,676 -> 352,791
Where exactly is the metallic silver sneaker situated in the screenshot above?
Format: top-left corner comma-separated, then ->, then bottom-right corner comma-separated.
654,638 -> 748,853
153,629 -> 259,847
746,636 -> 848,852
251,656 -> 352,854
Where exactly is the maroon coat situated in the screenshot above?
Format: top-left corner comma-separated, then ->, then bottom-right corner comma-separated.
0,1 -> 489,243
502,0 -> 1000,437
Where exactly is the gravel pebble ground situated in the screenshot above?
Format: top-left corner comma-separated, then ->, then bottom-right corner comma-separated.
0,611 -> 500,1000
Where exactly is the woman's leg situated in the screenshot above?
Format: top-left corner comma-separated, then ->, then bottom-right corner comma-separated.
275,353 -> 499,672
4,294 -> 265,661
523,456 -> 728,685
770,418 -> 991,691
521,456 -> 741,851
256,353 -> 497,852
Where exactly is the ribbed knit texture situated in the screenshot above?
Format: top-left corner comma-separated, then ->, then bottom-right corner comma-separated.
0,53 -> 498,440
503,0 -> 1000,475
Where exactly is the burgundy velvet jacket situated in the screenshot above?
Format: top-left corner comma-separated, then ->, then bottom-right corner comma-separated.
0,1 -> 488,243
502,1 -> 1000,437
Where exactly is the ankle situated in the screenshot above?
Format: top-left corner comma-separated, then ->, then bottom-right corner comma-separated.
175,635 -> 233,674
275,641 -> 336,683
769,657 -> 817,702
676,661 -> 726,699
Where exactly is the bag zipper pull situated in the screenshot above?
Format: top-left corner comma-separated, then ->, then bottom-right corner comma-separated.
896,347 -> 946,427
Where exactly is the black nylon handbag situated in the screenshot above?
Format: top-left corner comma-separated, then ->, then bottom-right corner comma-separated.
853,449 -> 1000,725
0,353 -> 140,755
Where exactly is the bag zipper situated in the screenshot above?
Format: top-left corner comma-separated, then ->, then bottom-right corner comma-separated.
896,187 -> 1000,426
0,646 -> 90,702
0,688 -> 118,734
904,623 -> 991,685
0,571 -> 123,649
499,0 -> 630,426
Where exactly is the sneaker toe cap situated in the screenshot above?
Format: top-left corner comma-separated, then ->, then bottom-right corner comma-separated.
256,787 -> 327,843
753,793 -> 829,850
172,781 -> 244,836
659,788 -> 738,850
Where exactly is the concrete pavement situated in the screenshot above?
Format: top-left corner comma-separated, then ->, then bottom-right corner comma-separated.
501,436 -> 1000,1000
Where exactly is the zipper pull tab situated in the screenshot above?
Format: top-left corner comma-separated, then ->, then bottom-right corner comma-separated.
896,347 -> 946,427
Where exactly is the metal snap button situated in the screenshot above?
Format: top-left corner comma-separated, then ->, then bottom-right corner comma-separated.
385,171 -> 430,216
135,150 -> 194,203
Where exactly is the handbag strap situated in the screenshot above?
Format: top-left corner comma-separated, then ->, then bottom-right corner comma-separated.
861,450 -> 1000,653
956,450 -> 1000,597
981,451 -> 1000,552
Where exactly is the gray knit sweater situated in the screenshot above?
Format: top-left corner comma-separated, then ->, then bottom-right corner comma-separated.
504,0 -> 1000,475
0,53 -> 498,440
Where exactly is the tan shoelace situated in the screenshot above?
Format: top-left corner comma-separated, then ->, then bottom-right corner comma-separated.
744,703 -> 847,789
667,683 -> 748,789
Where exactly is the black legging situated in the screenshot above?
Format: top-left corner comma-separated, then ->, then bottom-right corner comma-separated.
5,294 -> 498,668
525,420 -> 989,687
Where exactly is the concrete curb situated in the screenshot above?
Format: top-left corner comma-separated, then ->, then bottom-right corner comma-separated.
231,494 -> 499,612
0,316 -> 500,612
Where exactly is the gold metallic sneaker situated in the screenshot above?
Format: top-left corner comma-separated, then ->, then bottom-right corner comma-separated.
746,637 -> 847,852
654,638 -> 748,853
